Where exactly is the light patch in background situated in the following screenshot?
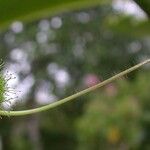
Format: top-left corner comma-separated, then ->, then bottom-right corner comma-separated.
22,41 -> 37,59
47,63 -> 70,88
54,69 -> 70,87
76,12 -> 90,24
16,74 -> 35,102
38,19 -> 50,31
8,62 -> 31,75
10,48 -> 27,62
47,63 -> 59,75
36,92 -> 57,104
112,0 -> 147,19
51,17 -> 62,29
11,21 -> 24,33
35,81 -> 57,104
73,43 -> 84,58
128,41 -> 142,53
72,37 -> 85,58
36,31 -> 48,43
36,30 -> 56,43
10,48 -> 31,74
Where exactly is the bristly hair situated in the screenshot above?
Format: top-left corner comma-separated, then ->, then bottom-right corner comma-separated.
0,74 -> 6,106
0,61 -> 18,110
0,60 -> 5,106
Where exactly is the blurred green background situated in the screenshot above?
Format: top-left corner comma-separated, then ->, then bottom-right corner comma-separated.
0,0 -> 150,150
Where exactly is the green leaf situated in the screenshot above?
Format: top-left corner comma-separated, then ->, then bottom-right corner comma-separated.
0,0 -> 109,30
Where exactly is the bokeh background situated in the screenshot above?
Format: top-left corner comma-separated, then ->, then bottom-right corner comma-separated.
0,0 -> 150,149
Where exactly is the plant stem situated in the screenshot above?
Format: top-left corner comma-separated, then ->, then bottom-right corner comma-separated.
0,59 -> 150,117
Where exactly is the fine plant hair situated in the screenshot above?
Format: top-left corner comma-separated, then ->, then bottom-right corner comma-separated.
0,59 -> 149,117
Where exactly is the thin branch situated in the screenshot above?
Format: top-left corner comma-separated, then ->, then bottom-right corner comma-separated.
0,59 -> 150,117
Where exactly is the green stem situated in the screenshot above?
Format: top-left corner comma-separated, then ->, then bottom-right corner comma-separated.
0,59 -> 150,117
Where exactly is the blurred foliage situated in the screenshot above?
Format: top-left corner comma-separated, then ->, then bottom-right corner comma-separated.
0,0 -> 150,150
105,16 -> 150,37
76,72 -> 150,150
0,0 -> 108,30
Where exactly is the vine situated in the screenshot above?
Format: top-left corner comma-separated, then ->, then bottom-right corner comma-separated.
0,59 -> 149,117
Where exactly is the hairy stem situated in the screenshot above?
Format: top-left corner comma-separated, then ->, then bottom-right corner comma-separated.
0,59 -> 150,117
